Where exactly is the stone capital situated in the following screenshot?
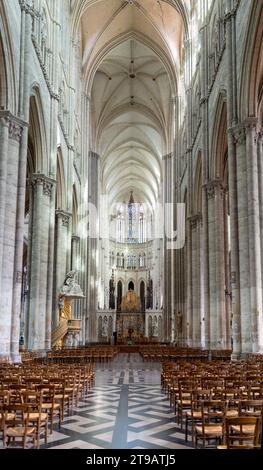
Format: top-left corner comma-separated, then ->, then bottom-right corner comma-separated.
186,146 -> 193,154
9,120 -> 23,143
56,210 -> 72,227
0,111 -> 28,142
204,178 -> 224,199
188,213 -> 202,229
72,234 -> 80,243
257,130 -> 263,145
230,119 -> 259,145
89,151 -> 100,161
162,153 -> 172,161
31,174 -> 56,197
230,125 -> 246,145
19,0 -> 34,15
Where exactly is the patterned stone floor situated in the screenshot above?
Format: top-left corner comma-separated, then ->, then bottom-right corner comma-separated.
40,353 -> 192,449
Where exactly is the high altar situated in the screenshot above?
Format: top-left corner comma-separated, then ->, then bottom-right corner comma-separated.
120,290 -> 140,313
117,290 -> 144,341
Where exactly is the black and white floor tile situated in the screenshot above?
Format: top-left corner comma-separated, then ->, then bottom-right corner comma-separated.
40,354 -> 193,449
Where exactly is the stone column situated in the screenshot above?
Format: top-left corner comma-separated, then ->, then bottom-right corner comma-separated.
206,182 -> 218,349
245,123 -> 263,352
0,116 -> 10,291
10,117 -> 29,362
232,121 -> 263,354
163,153 -> 172,342
45,182 -> 56,350
53,210 -> 71,328
87,151 -> 99,342
45,0 -> 60,351
71,235 -> 80,319
80,94 -> 90,344
233,126 -> 251,353
26,175 -> 55,350
0,116 -> 23,359
223,188 -> 231,349
200,14 -> 210,350
225,0 -> 241,358
257,132 -> 263,351
206,180 -> 226,350
71,235 -> 80,271
215,181 -> 227,348
186,217 -> 193,347
189,214 -> 202,348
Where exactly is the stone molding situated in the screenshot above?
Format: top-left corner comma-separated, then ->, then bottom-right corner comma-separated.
19,1 -> 59,102
56,210 -> 72,227
9,121 -> 23,143
224,0 -> 240,22
162,153 -> 172,161
230,119 -> 260,145
31,174 -> 56,198
188,213 -> 202,230
89,151 -> 100,161
204,178 -> 225,200
72,235 -> 80,243
58,114 -> 74,151
31,34 -> 59,101
0,111 -> 28,142
19,0 -> 34,15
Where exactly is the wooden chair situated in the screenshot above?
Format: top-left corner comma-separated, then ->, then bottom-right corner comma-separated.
2,404 -> 37,449
21,390 -> 48,448
185,389 -> 211,443
194,400 -> 225,448
219,416 -> 261,449
37,384 -> 62,434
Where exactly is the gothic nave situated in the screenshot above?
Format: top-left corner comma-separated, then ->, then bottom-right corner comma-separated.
0,0 -> 263,454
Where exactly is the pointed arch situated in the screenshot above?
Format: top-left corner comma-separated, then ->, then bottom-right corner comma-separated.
85,31 -> 177,97
56,147 -> 66,210
210,92 -> 228,180
72,184 -> 78,234
193,151 -> 202,214
28,87 -> 48,174
0,0 -> 16,112
239,1 -> 263,119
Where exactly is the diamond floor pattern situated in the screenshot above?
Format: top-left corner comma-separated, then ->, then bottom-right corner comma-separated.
37,353 -> 192,449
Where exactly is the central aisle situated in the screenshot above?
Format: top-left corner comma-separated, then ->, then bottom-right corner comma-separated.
43,354 -> 192,449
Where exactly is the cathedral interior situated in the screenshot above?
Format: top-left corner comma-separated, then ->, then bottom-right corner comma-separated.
0,0 -> 263,452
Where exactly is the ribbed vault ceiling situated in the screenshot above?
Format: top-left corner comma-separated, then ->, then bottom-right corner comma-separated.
73,0 -> 189,209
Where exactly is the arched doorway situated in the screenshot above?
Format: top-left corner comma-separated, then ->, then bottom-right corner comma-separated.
147,278 -> 153,309
128,281 -> 134,291
20,128 -> 36,346
117,280 -> 122,312
140,280 -> 145,312
109,276 -> 115,309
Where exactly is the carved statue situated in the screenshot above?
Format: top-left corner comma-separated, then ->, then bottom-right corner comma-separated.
102,317 -> 108,337
58,271 -> 84,320
59,297 -> 72,320
152,321 -> 158,336
59,271 -> 84,298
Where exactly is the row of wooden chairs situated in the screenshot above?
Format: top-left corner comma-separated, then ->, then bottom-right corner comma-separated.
161,359 -> 263,448
47,347 -> 118,363
0,362 -> 95,448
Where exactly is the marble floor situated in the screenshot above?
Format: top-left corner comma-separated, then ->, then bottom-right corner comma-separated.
41,353 -> 193,449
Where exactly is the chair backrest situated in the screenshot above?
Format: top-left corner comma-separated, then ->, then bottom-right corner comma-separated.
224,416 -> 261,449
201,400 -> 226,428
238,399 -> 263,417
